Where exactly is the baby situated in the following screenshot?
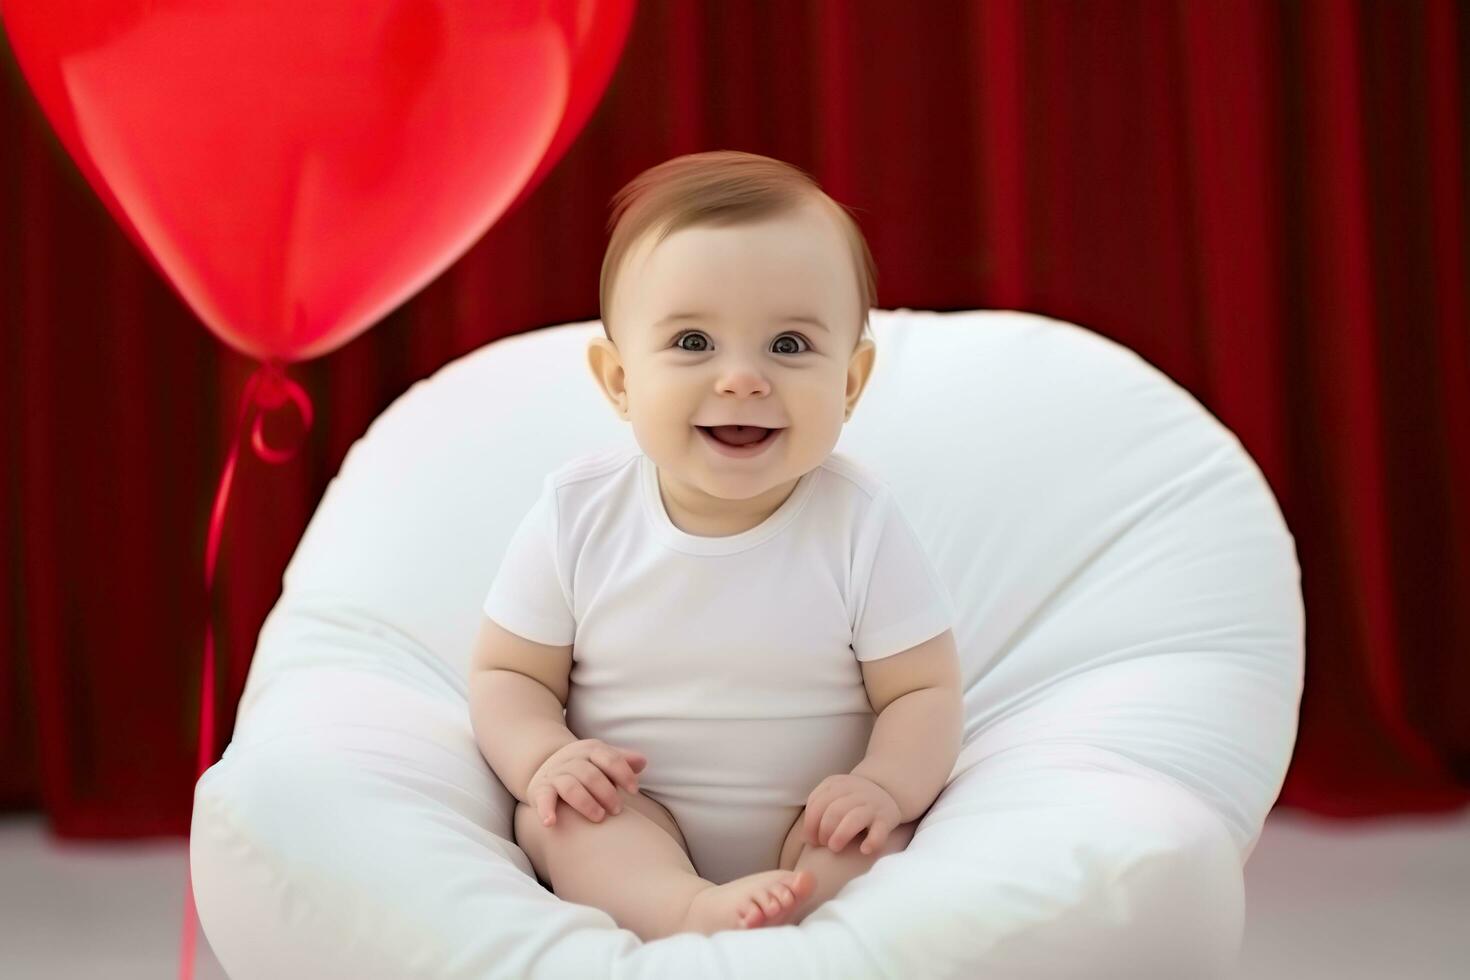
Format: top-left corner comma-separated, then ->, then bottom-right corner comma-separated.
469,150 -> 963,942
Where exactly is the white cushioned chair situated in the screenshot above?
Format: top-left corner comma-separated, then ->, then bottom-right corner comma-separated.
190,309 -> 1303,978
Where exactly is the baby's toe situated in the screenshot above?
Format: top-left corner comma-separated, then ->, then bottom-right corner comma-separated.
787,869 -> 817,903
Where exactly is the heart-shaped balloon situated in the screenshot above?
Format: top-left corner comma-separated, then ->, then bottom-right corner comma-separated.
1,0 -> 636,363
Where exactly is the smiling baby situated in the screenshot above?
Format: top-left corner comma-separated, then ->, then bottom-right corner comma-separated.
469,150 -> 963,941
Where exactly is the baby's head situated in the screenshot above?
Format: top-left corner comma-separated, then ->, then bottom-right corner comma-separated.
587,150 -> 878,504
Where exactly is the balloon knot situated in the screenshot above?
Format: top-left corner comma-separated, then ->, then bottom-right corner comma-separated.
255,360 -> 291,410
246,360 -> 314,464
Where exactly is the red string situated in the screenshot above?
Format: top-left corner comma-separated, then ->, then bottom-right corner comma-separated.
179,359 -> 314,980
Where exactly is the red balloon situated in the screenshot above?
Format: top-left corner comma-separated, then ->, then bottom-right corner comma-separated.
504,1 -> 637,220
1,0 -> 637,363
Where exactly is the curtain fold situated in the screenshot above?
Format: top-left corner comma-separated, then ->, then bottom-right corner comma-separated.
2,0 -> 1466,838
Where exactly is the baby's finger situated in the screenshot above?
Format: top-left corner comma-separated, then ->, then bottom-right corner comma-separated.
829,808 -> 871,852
803,804 -> 824,846
817,800 -> 851,847
534,785 -> 557,826
577,760 -> 623,814
593,745 -> 640,793
860,820 -> 891,855
555,774 -> 606,822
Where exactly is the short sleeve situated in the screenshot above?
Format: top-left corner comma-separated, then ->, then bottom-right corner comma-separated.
851,492 -> 956,662
481,477 -> 575,647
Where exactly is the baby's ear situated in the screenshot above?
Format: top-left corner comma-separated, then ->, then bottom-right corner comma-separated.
585,339 -> 627,414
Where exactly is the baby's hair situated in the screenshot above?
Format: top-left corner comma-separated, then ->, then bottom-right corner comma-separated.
599,150 -> 877,350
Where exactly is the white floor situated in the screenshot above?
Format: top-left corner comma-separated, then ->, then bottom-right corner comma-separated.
1232,808 -> 1470,979
2,808 -> 1467,978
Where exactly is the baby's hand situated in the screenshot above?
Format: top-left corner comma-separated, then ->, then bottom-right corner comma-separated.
527,739 -> 646,826
803,773 -> 902,855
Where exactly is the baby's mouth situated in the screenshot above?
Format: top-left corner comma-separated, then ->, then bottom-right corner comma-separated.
697,425 -> 780,448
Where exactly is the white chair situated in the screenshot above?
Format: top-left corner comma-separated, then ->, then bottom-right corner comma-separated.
191,309 -> 1303,978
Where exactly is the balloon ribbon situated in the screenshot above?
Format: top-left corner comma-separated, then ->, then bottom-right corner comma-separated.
179,359 -> 314,979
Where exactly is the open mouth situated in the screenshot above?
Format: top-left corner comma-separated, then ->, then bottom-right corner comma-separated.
696,425 -> 783,456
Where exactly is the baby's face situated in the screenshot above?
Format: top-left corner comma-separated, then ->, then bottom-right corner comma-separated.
588,200 -> 875,507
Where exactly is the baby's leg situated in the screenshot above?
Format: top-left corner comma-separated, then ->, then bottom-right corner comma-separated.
776,815 -> 919,925
514,790 -> 815,941
514,792 -> 705,941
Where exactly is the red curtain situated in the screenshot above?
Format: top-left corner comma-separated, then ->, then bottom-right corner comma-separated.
2,0 -> 1466,839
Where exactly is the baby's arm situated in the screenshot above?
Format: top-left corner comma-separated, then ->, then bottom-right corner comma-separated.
849,628 -> 963,822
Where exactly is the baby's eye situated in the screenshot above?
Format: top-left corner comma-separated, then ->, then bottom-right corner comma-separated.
673,331 -> 810,354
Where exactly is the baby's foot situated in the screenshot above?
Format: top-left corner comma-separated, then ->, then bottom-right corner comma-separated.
681,868 -> 817,935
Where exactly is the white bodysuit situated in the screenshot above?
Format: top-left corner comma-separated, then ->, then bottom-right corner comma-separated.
482,444 -> 956,884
